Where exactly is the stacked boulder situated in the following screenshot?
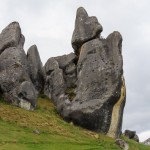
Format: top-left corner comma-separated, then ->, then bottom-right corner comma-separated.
44,7 -> 126,138
0,22 -> 44,110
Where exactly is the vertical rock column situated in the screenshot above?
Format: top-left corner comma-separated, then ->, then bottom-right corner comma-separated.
67,7 -> 126,138
27,45 -> 44,92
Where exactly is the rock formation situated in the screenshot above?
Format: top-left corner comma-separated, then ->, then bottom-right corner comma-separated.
0,22 -> 43,110
72,7 -> 103,55
44,7 -> 126,138
44,57 -> 66,104
0,7 -> 126,138
27,45 -> 44,92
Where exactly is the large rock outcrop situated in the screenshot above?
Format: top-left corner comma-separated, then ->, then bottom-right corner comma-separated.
0,7 -> 126,138
0,22 -> 39,110
44,7 -> 126,138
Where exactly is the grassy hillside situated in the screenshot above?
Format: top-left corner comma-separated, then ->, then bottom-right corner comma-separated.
0,97 -> 149,150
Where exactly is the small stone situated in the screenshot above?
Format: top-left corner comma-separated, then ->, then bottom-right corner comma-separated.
124,130 -> 139,142
115,139 -> 129,150
94,134 -> 99,139
33,129 -> 40,135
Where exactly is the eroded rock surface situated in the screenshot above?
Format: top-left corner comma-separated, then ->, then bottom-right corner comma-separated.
0,22 -> 37,110
44,7 -> 126,138
72,7 -> 103,55
44,58 -> 66,104
67,32 -> 125,137
0,22 -> 21,54
17,81 -> 38,110
54,53 -> 77,87
27,45 -> 44,92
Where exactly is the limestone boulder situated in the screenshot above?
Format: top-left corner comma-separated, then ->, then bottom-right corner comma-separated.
0,46 -> 31,97
54,53 -> 77,69
72,7 -> 103,55
0,22 -> 21,54
0,65 -> 30,94
54,53 -> 77,87
44,58 -> 66,104
0,47 -> 29,73
27,45 -> 44,92
41,7 -> 126,138
17,81 -> 38,110
61,31 -> 126,138
0,22 -> 37,110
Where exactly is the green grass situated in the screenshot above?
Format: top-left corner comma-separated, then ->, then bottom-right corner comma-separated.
122,136 -> 150,150
0,97 -> 149,150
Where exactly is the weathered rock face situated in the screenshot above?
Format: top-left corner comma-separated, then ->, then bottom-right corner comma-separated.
0,22 -> 21,54
0,47 -> 29,73
43,54 -> 77,117
0,22 -> 38,110
44,53 -> 78,104
44,7 -> 126,138
17,81 -> 38,110
44,58 -> 66,104
27,45 -> 44,92
71,7 -> 103,55
54,53 -> 77,87
67,33 -> 125,138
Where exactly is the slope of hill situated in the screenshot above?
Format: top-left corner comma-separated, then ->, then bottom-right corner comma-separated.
0,97 -> 149,150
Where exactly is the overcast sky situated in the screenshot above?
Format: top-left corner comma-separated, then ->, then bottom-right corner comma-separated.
0,0 -> 150,142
